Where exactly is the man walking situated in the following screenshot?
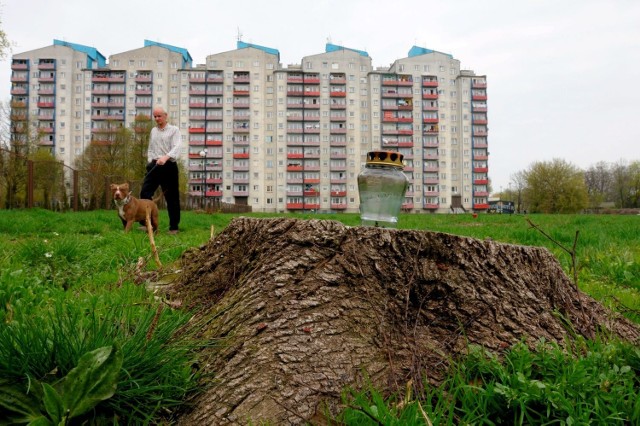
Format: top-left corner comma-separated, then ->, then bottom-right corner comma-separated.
140,106 -> 181,234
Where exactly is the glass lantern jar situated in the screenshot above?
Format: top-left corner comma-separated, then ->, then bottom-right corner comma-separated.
357,151 -> 409,228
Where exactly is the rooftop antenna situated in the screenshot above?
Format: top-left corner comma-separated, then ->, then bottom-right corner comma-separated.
327,35 -> 332,44
237,27 -> 243,42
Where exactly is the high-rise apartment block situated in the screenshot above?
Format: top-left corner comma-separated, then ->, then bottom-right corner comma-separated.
9,39 -> 489,213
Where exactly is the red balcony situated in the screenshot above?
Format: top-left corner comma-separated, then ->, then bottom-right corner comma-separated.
287,153 -> 304,159
423,117 -> 439,124
189,127 -> 205,133
11,75 -> 28,82
303,90 -> 321,97
422,79 -> 438,87
422,93 -> 438,100
423,178 -> 439,184
472,94 -> 488,101
304,190 -> 319,197
304,178 -> 320,184
233,90 -> 250,96
331,191 -> 347,197
233,153 -> 249,159
402,202 -> 414,209
331,203 -> 347,210
423,204 -> 439,210
11,62 -> 28,70
472,80 -> 487,88
303,77 -> 320,84
38,62 -> 55,70
11,88 -> 27,95
474,179 -> 488,185
473,155 -> 488,161
473,203 -> 489,210
287,203 -> 304,210
206,191 -> 223,197
304,203 -> 320,210
206,140 -> 223,146
474,191 -> 489,197
473,167 -> 488,173
37,102 -> 55,108
329,91 -> 346,97
287,165 -> 303,171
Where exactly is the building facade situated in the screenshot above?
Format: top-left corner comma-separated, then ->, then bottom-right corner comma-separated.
9,40 -> 489,213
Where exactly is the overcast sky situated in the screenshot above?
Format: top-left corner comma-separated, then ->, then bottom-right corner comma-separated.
2,0 -> 639,192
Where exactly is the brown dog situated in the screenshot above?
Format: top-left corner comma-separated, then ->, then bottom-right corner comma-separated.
110,183 -> 159,233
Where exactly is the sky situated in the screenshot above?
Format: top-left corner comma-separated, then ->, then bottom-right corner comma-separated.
2,0 -> 639,193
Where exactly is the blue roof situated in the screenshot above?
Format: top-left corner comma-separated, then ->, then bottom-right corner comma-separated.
325,43 -> 369,57
408,45 -> 453,59
53,39 -> 106,68
237,41 -> 280,60
144,40 -> 193,67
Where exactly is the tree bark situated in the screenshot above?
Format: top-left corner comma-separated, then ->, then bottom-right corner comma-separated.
164,217 -> 639,425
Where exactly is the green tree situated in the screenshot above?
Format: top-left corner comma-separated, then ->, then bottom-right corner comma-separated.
523,158 -> 588,213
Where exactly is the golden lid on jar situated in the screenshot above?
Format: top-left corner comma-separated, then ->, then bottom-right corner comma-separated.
365,151 -> 404,167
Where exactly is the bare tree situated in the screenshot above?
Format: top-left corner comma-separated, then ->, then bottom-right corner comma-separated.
509,170 -> 527,213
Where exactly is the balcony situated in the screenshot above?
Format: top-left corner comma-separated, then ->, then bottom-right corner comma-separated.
474,191 -> 490,197
233,153 -> 250,159
472,79 -> 487,88
11,87 -> 27,95
287,203 -> 304,210
422,92 -> 438,100
331,203 -> 348,210
11,62 -> 29,70
473,203 -> 489,210
287,165 -> 303,172
189,127 -> 205,133
135,74 -> 153,83
38,62 -> 56,70
92,74 -> 125,83
422,78 -> 438,87
11,75 -> 28,82
37,102 -> 55,108
423,203 -> 439,210
304,203 -> 320,210
473,179 -> 488,185
473,167 -> 489,173
329,91 -> 346,97
331,191 -> 347,197
423,117 -> 439,124
92,114 -> 124,121
472,93 -> 488,101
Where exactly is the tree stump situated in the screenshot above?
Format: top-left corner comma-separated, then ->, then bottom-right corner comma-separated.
164,217 -> 639,425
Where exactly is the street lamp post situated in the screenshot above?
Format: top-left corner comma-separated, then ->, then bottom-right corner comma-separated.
199,149 -> 207,209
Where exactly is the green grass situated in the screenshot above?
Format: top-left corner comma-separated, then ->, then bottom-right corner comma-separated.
0,209 -> 638,424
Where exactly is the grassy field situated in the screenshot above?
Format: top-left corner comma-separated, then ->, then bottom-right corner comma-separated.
0,209 -> 638,424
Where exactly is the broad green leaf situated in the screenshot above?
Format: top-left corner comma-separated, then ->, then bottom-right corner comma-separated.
62,343 -> 123,419
26,416 -> 53,426
41,383 -> 63,424
0,383 -> 42,421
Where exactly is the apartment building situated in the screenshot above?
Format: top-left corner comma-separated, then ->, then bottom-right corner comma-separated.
9,40 -> 489,213
10,39 -> 106,166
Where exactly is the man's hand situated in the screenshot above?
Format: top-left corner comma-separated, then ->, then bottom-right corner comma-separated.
156,155 -> 171,166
